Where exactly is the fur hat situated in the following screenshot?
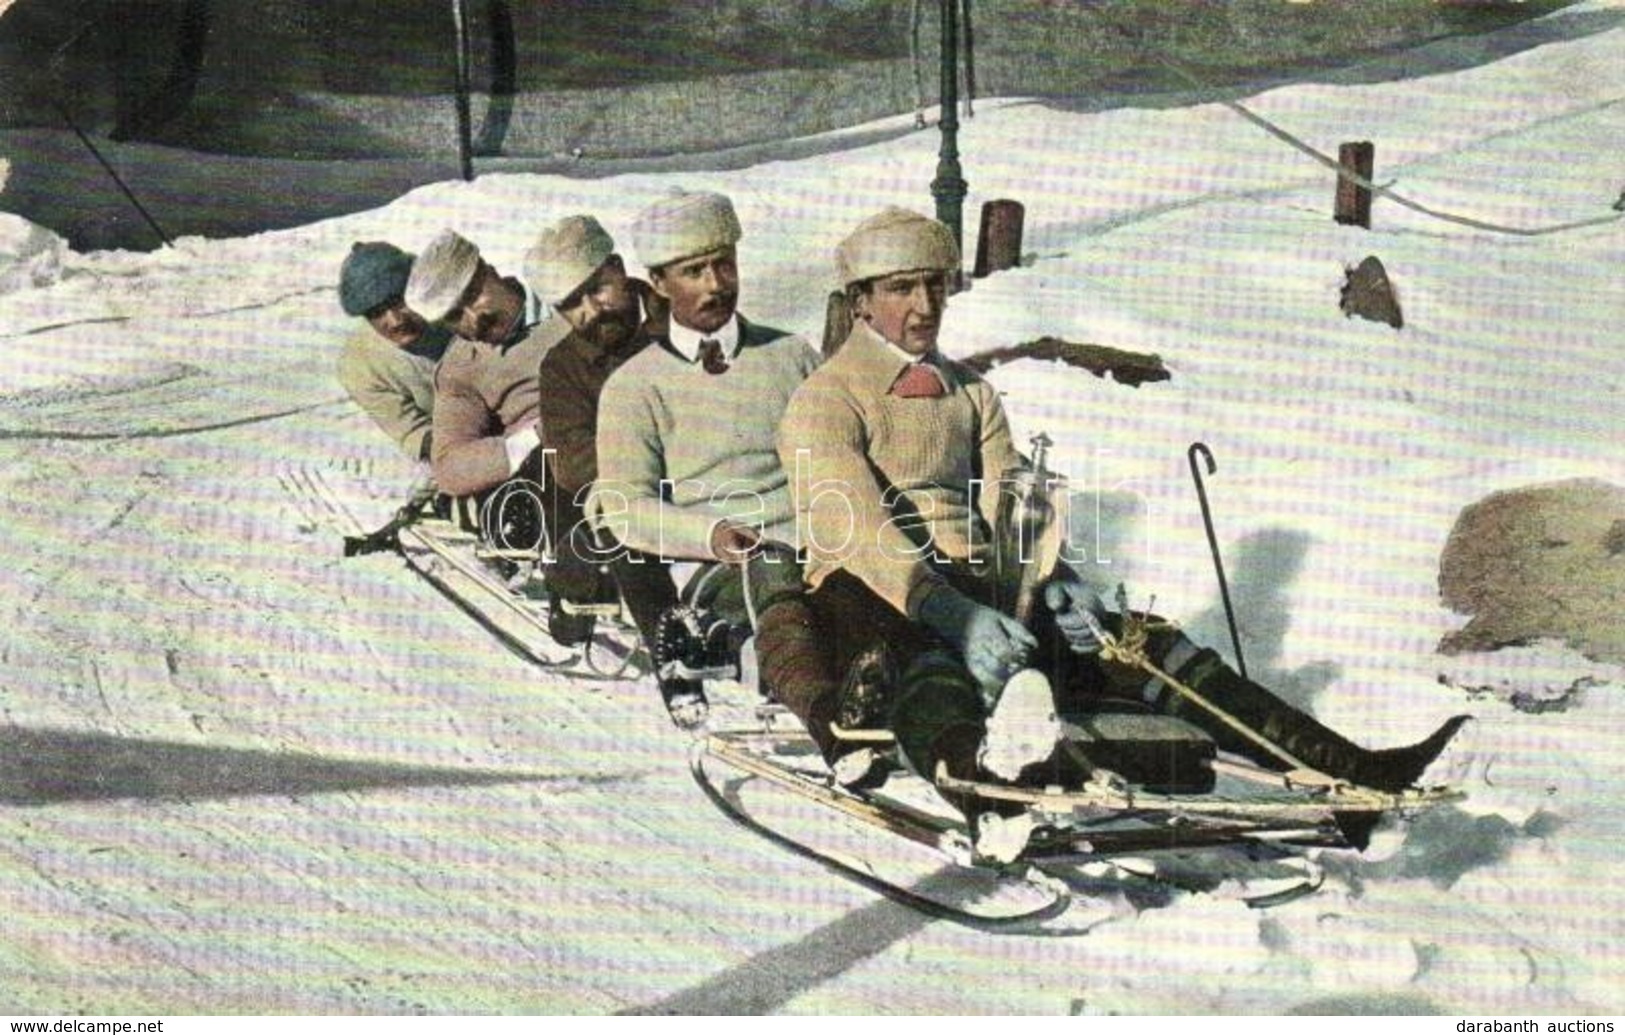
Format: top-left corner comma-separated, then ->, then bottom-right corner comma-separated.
630,189 -> 741,271
835,207 -> 959,287
524,215 -> 615,305
405,229 -> 482,322
338,241 -> 414,317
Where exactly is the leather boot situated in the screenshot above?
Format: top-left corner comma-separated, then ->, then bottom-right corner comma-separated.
887,655 -> 1063,862
1157,647 -> 1468,791
890,651 -> 981,769
1154,646 -> 1469,851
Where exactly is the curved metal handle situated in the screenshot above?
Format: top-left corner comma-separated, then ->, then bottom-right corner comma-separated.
1188,442 -> 1247,679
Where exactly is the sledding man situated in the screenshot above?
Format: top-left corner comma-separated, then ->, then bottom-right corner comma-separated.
778,206 -> 1469,856
334,241 -> 450,466
525,213 -> 689,692
587,188 -> 846,743
406,228 -> 607,643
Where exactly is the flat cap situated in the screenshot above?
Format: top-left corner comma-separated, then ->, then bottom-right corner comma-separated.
405,229 -> 482,322
524,214 -> 615,305
630,189 -> 741,271
835,207 -> 959,287
338,241 -> 413,317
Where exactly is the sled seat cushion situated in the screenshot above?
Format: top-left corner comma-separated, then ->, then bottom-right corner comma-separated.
1060,713 -> 1216,794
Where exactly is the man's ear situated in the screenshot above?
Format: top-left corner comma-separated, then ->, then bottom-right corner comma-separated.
848,285 -> 871,322
648,267 -> 671,300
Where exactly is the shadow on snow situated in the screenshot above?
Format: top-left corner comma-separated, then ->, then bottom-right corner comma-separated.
0,725 -> 623,806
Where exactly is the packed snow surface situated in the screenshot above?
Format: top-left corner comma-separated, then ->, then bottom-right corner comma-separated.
1,0 -> 1622,1015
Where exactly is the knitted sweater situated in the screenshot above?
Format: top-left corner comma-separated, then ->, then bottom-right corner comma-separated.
336,324 -> 446,461
430,296 -> 568,497
589,315 -> 819,560
535,281 -> 658,502
777,319 -> 1024,617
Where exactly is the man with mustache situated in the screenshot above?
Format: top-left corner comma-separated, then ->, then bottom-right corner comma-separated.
529,215 -> 655,510
406,228 -> 606,644
781,207 -> 1467,858
525,214 -> 687,686
407,228 -> 562,499
587,189 -> 853,756
334,241 -> 450,466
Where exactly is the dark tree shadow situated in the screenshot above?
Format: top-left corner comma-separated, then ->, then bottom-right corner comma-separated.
620,892 -> 933,1014
0,725 -> 628,806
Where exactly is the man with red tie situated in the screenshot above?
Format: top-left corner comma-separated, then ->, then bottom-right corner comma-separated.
778,206 -> 1043,828
588,189 -> 847,744
780,207 -> 1464,859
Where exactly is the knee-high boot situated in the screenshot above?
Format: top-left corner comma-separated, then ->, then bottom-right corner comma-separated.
888,651 -> 991,795
886,652 -> 1044,860
1147,645 -> 1469,850
1154,647 -> 1469,794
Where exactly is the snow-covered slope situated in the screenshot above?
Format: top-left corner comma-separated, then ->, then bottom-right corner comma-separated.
0,0 -> 1622,1016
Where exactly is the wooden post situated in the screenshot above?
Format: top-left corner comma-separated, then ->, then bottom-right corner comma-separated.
1334,141 -> 1374,228
973,199 -> 1024,278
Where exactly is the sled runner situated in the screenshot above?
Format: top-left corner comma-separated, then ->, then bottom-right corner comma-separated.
279,462 -> 645,680
691,728 -> 1076,929
691,708 -> 1460,932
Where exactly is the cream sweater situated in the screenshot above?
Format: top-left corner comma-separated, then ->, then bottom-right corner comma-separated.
778,320 -> 1025,616
589,316 -> 819,560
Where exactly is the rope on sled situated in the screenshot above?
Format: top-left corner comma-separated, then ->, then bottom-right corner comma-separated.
1081,610 -> 1315,776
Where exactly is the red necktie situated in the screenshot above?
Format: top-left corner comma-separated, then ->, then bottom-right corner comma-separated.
698,338 -> 730,375
890,362 -> 945,398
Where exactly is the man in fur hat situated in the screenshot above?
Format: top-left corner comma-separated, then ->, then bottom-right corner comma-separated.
335,241 -> 450,465
406,228 -> 564,499
405,228 -> 611,643
780,207 -> 1467,857
586,189 -> 851,752
525,213 -> 686,684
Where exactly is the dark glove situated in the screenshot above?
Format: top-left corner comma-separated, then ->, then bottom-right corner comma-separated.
916,584 -> 1037,692
1043,577 -> 1106,655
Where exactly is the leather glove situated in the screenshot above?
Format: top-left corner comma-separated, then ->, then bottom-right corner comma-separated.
1043,577 -> 1106,655
916,584 -> 1038,692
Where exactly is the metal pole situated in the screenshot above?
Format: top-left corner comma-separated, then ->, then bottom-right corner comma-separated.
961,0 -> 976,119
1187,442 -> 1247,678
909,0 -> 926,129
450,0 -> 475,181
930,0 -> 967,264
51,99 -> 172,249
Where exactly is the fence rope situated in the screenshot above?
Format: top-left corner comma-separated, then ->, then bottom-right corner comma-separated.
1096,13 -> 1624,238
1205,82 -> 1624,237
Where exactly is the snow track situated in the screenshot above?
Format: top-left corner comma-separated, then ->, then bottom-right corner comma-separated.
2,3 -> 1624,1014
